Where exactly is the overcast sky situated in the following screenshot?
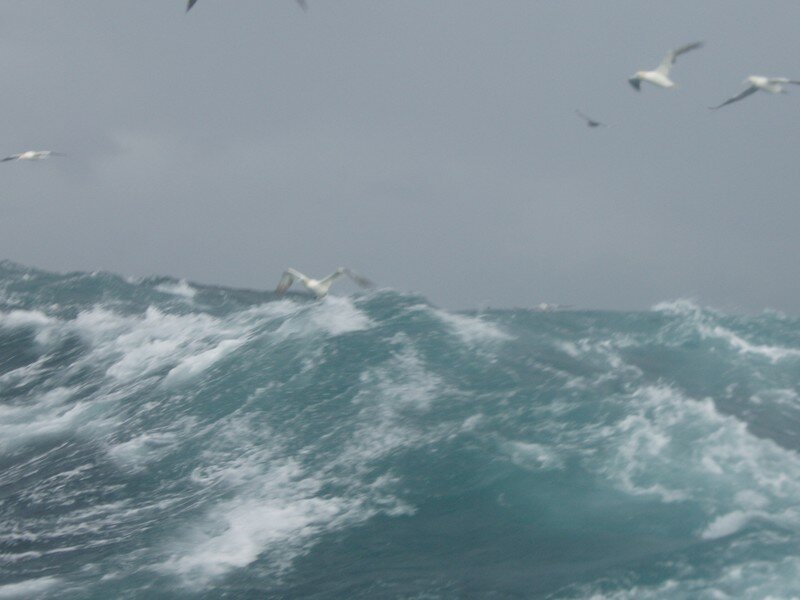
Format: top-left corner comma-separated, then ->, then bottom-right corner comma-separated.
1,1 -> 800,311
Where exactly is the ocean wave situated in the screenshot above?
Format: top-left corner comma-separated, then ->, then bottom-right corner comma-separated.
2,264 -> 800,598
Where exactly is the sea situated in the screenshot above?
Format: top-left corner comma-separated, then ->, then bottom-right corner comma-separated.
2,260 -> 800,599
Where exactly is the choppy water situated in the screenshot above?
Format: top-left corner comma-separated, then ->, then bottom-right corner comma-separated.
2,260 -> 800,599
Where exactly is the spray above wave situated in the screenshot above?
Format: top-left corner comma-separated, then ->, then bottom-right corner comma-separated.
1,262 -> 800,598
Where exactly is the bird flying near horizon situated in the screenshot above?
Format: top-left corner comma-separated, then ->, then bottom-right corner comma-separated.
275,268 -> 373,299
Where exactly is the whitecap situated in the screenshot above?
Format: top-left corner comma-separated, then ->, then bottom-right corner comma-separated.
701,510 -> 754,540
162,338 -> 244,385
273,296 -> 372,340
0,309 -> 54,329
698,324 -> 800,363
425,306 -> 512,345
0,576 -> 61,599
154,279 -> 197,299
504,440 -> 564,471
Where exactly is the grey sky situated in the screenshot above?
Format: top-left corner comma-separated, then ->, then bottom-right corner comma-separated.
1,1 -> 799,311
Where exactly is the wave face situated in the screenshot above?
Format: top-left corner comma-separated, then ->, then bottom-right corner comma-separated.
2,262 -> 800,599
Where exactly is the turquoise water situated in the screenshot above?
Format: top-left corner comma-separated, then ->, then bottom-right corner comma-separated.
2,260 -> 800,599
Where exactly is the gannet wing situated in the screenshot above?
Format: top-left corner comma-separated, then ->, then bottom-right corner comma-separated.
296,0 -> 308,10
1,154 -> 20,162
275,271 -> 296,296
656,41 -> 703,75
768,78 -> 800,85
628,77 -> 642,91
344,269 -> 373,289
186,0 -> 198,11
709,85 -> 759,110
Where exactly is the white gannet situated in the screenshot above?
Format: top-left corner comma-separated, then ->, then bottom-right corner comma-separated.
709,76 -> 800,110
187,0 -> 306,11
1,150 -> 65,163
275,267 -> 373,299
628,42 -> 704,91
575,109 -> 606,128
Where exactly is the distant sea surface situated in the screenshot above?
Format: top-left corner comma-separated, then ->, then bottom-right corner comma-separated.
2,261 -> 800,599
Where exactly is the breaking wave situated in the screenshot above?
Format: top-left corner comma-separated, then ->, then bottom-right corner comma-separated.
2,261 -> 800,598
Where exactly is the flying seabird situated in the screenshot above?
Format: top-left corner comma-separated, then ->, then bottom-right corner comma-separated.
628,42 -> 704,91
187,0 -> 307,11
274,267 -> 373,299
709,76 -> 800,110
1,150 -> 65,163
575,109 -> 606,128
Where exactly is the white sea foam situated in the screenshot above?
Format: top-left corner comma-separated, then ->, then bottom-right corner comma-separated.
162,341 -> 437,588
589,385 -> 800,539
166,447 -> 390,587
652,299 -> 800,363
73,307 -> 238,382
504,440 -> 563,471
0,309 -> 54,329
651,298 -> 705,316
107,431 -> 180,471
162,338 -> 244,385
0,576 -> 62,599
274,295 -> 372,339
698,324 -> 800,362
167,482 -> 350,584
426,306 -> 512,345
582,556 -> 800,599
154,279 -> 197,299
0,388 -> 88,454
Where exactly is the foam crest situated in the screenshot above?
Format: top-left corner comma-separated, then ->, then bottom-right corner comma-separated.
593,386 -> 800,537
698,323 -> 800,362
106,430 -> 180,472
332,343 -> 453,483
0,309 -> 54,329
154,279 -> 197,299
162,338 -> 244,385
274,295 -> 372,339
504,440 -> 564,471
0,387 -> 86,453
69,307 -> 246,383
167,475 -> 351,585
166,424 -> 400,587
0,576 -> 62,599
579,556 -> 800,599
651,298 -> 704,316
426,306 -> 512,344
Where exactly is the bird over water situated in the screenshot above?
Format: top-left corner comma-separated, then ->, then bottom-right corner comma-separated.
275,268 -> 373,299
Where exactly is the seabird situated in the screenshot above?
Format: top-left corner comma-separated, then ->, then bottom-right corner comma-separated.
628,42 -> 704,91
575,109 -> 606,128
1,150 -> 65,163
275,267 -> 373,299
187,0 -> 307,11
709,76 -> 800,110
